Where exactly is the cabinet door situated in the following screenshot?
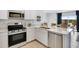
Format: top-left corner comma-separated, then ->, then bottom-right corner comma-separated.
27,28 -> 35,42
0,10 -> 8,19
25,10 -> 36,20
0,33 -> 2,47
0,22 -> 7,30
55,34 -> 63,48
48,32 -> 55,48
35,28 -> 48,46
39,29 -> 48,46
35,28 -> 41,41
0,32 -> 8,48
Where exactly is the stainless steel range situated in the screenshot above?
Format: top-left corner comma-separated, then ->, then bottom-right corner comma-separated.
8,24 -> 26,47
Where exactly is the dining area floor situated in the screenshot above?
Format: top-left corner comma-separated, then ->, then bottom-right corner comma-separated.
71,32 -> 79,48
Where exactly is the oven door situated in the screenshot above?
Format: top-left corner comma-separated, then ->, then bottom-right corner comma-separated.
8,32 -> 26,47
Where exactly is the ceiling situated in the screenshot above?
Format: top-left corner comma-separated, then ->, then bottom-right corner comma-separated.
43,10 -> 75,13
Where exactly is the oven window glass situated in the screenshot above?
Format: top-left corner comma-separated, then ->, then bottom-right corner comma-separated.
13,34 -> 24,41
8,32 -> 26,47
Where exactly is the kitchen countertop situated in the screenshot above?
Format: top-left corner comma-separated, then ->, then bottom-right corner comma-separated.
0,29 -> 8,33
26,26 -> 72,35
40,27 -> 70,35
47,28 -> 69,35
0,26 -> 72,35
26,26 -> 40,28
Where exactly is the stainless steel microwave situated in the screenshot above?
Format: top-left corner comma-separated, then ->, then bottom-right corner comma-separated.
8,11 -> 24,20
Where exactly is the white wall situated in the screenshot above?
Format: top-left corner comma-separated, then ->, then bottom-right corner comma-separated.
62,11 -> 76,16
62,11 -> 76,20
26,10 -> 48,27
24,11 -> 76,27
46,13 -> 57,28
35,10 -> 47,26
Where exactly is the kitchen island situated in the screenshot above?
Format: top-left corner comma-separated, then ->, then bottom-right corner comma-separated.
47,28 -> 71,48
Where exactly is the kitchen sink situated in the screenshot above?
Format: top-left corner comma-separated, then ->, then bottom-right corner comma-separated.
40,27 -> 50,29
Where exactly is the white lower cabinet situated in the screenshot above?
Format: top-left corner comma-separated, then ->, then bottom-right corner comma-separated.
63,34 -> 70,48
48,32 -> 55,48
35,28 -> 48,46
27,28 -> 35,42
48,32 -> 63,48
40,29 -> 48,46
55,34 -> 63,48
27,28 -> 48,46
0,32 -> 8,48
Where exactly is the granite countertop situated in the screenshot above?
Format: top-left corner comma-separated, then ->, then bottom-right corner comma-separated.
0,27 -> 70,35
26,26 -> 71,35
47,28 -> 70,35
0,29 -> 8,33
0,26 -> 72,34
26,26 -> 41,28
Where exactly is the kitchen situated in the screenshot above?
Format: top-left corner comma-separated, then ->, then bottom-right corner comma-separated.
0,10 -> 78,48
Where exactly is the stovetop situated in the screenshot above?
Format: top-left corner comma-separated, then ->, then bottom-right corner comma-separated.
8,28 -> 26,35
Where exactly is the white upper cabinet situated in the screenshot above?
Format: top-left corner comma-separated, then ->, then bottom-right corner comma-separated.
25,10 -> 47,21
0,10 -> 8,19
0,10 -> 47,21
0,10 -> 25,20
25,10 -> 37,20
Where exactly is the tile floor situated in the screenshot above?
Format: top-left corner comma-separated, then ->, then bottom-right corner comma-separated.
21,31 -> 79,48
71,32 -> 79,48
21,40 -> 47,48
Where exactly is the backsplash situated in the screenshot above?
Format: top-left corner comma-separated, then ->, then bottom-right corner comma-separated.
7,20 -> 26,27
